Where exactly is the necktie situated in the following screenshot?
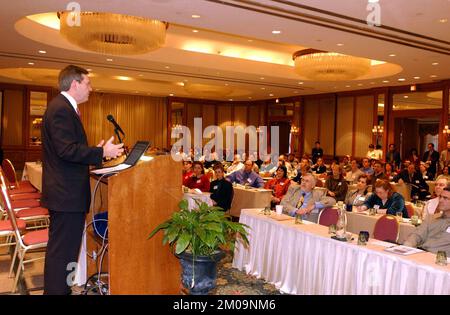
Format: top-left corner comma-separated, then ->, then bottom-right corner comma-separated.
296,192 -> 305,209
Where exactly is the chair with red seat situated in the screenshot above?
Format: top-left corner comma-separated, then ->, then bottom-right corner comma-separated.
373,214 -> 400,243
1,159 -> 37,192
405,203 -> 415,218
0,185 -> 48,293
317,207 -> 339,226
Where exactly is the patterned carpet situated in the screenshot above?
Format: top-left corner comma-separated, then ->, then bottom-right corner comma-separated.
210,252 -> 281,295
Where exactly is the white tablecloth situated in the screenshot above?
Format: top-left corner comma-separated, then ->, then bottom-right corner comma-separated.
233,209 -> 450,295
21,162 -> 42,191
183,192 -> 213,210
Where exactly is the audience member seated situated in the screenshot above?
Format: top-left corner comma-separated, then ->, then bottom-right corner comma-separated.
340,155 -> 352,173
292,162 -> 311,183
440,141 -> 450,170
325,164 -> 348,202
419,162 -> 434,180
311,141 -> 323,164
357,179 -> 409,218
264,166 -> 291,207
182,160 -> 193,186
386,143 -> 401,171
226,160 -> 264,188
259,155 -> 277,176
407,148 -> 421,168
403,184 -> 450,256
345,160 -> 363,184
375,145 -> 383,160
360,158 -> 374,177
345,174 -> 371,208
371,161 -> 388,186
384,162 -> 396,181
184,161 -> 210,192
226,154 -> 244,175
312,157 -> 327,174
394,164 -> 429,200
279,154 -> 293,175
209,163 -> 233,211
423,177 -> 448,219
280,173 -> 336,223
203,151 -> 220,169
436,166 -> 450,182
366,144 -> 379,160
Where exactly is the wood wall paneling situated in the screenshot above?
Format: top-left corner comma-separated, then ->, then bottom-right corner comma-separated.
336,97 -> 354,156
319,97 -> 335,155
2,89 -> 23,146
217,105 -> 232,153
303,99 -> 319,155
354,95 -> 374,158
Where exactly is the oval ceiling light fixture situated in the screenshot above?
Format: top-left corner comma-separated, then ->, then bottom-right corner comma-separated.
58,11 -> 168,55
292,49 -> 371,81
184,83 -> 233,98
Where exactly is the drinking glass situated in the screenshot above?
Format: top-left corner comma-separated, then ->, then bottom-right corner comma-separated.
358,231 -> 368,245
328,224 -> 337,234
435,251 -> 447,266
295,213 -> 303,224
396,211 -> 403,223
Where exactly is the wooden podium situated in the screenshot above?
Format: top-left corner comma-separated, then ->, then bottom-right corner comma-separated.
88,155 -> 182,294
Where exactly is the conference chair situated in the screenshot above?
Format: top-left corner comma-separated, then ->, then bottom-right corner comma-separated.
373,215 -> 400,243
405,203 -> 415,218
317,207 -> 339,226
0,185 -> 48,293
1,159 -> 37,193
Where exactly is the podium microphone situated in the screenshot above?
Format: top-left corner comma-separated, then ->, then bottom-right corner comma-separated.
106,114 -> 125,136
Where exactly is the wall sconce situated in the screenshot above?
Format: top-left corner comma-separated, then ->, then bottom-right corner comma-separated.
171,124 -> 183,133
372,125 -> 383,146
443,125 -> 450,139
290,126 -> 299,135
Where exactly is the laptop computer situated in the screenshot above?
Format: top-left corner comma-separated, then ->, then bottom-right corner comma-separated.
91,141 -> 151,175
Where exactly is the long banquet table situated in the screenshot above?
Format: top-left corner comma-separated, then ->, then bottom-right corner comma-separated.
229,186 -> 272,217
21,161 -> 43,191
233,208 -> 450,295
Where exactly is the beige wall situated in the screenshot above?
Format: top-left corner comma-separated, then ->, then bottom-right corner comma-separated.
336,97 -> 354,156
354,95 -> 374,157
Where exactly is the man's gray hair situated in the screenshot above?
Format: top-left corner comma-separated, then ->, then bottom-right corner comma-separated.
302,172 -> 316,187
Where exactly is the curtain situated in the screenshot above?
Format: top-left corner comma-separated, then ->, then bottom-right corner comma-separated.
79,92 -> 167,149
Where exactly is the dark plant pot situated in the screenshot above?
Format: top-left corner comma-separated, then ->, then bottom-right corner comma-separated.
176,251 -> 225,295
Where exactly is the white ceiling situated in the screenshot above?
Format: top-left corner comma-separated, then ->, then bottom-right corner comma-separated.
0,0 -> 449,100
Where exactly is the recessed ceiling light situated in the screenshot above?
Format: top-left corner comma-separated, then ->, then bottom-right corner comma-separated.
269,94 -> 274,97
432,62 -> 439,66
337,43 -> 344,46
135,91 -> 139,93
389,54 -> 396,57
260,77 -> 264,80
191,14 -> 201,18
114,76 -> 133,81
438,18 -> 448,23
169,93 -> 174,96
86,68 -> 92,72
138,74 -> 144,77
261,87 -> 265,90
398,78 -> 406,81
106,58 -> 113,62
413,76 -> 421,79
224,83 -> 229,86
382,80 -> 389,83
345,85 -> 351,88
95,89 -> 100,91
368,0 -> 379,2
165,66 -> 170,69
298,82 -> 304,85
272,30 -> 281,34
192,29 -> 199,33
293,91 -> 299,93
183,79 -> 188,82
357,83 -> 363,86
275,99 -> 279,103
28,62 -> 35,65
403,95 -> 409,99
229,99 -> 233,101
370,82 -> 375,84
430,75 -> 438,78
247,39 -> 253,42
248,97 -> 252,99
38,50 -> 46,54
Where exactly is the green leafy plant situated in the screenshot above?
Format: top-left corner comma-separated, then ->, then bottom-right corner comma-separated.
148,199 -> 249,257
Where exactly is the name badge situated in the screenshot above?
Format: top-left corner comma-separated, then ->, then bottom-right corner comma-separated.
374,205 -> 380,210
415,180 -> 420,184
196,180 -> 201,184
213,185 -> 218,190
247,178 -> 252,183
358,197 -> 365,201
446,227 -> 450,233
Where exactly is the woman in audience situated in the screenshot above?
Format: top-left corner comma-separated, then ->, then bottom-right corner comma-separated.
209,163 -> 233,211
407,148 -> 421,168
384,162 -> 395,180
436,166 -> 450,181
357,179 -> 409,217
312,157 -> 327,174
265,166 -> 291,207
182,160 -> 193,186
345,174 -> 371,209
325,164 -> 348,202
184,161 -> 210,192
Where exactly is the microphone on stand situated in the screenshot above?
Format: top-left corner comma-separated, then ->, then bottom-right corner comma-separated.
106,114 -> 129,156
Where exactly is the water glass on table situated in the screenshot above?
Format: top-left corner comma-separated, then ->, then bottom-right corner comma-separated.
435,251 -> 447,266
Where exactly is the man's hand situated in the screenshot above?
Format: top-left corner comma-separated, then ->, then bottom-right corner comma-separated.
398,178 -> 404,185
328,191 -> 336,197
296,205 -> 313,215
97,140 -> 105,147
102,136 -> 124,159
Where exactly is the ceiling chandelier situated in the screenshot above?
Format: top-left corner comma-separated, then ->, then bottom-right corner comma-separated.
58,12 -> 168,55
292,49 -> 371,81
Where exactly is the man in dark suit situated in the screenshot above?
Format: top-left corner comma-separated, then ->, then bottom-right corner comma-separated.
41,65 -> 123,295
386,143 -> 401,171
394,163 -> 429,200
422,142 -> 440,178
311,141 -> 323,164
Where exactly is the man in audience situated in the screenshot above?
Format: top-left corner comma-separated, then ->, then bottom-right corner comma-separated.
371,161 -> 387,186
259,154 -> 277,176
280,173 -> 336,222
394,163 -> 429,200
312,157 -> 327,174
423,177 -> 448,219
226,154 -> 244,175
311,141 -> 323,164
325,164 -> 348,202
439,141 -> 450,171
386,143 -> 401,171
375,144 -> 383,160
345,159 -> 363,184
209,163 -> 233,211
340,155 -> 352,173
422,142 -> 440,178
366,144 -> 378,160
360,158 -> 374,177
226,159 -> 264,188
403,184 -> 450,256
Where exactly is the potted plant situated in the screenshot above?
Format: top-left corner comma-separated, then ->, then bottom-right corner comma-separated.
148,199 -> 249,295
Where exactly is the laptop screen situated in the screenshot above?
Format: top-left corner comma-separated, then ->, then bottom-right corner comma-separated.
123,141 -> 151,166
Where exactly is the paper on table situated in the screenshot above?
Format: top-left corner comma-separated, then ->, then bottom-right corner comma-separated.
269,213 -> 292,221
370,240 -> 397,247
193,188 -> 203,194
384,245 -> 423,255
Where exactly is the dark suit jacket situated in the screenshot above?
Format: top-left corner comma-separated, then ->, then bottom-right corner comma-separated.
393,170 -> 429,198
209,178 -> 233,211
422,150 -> 440,175
41,94 -> 103,213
